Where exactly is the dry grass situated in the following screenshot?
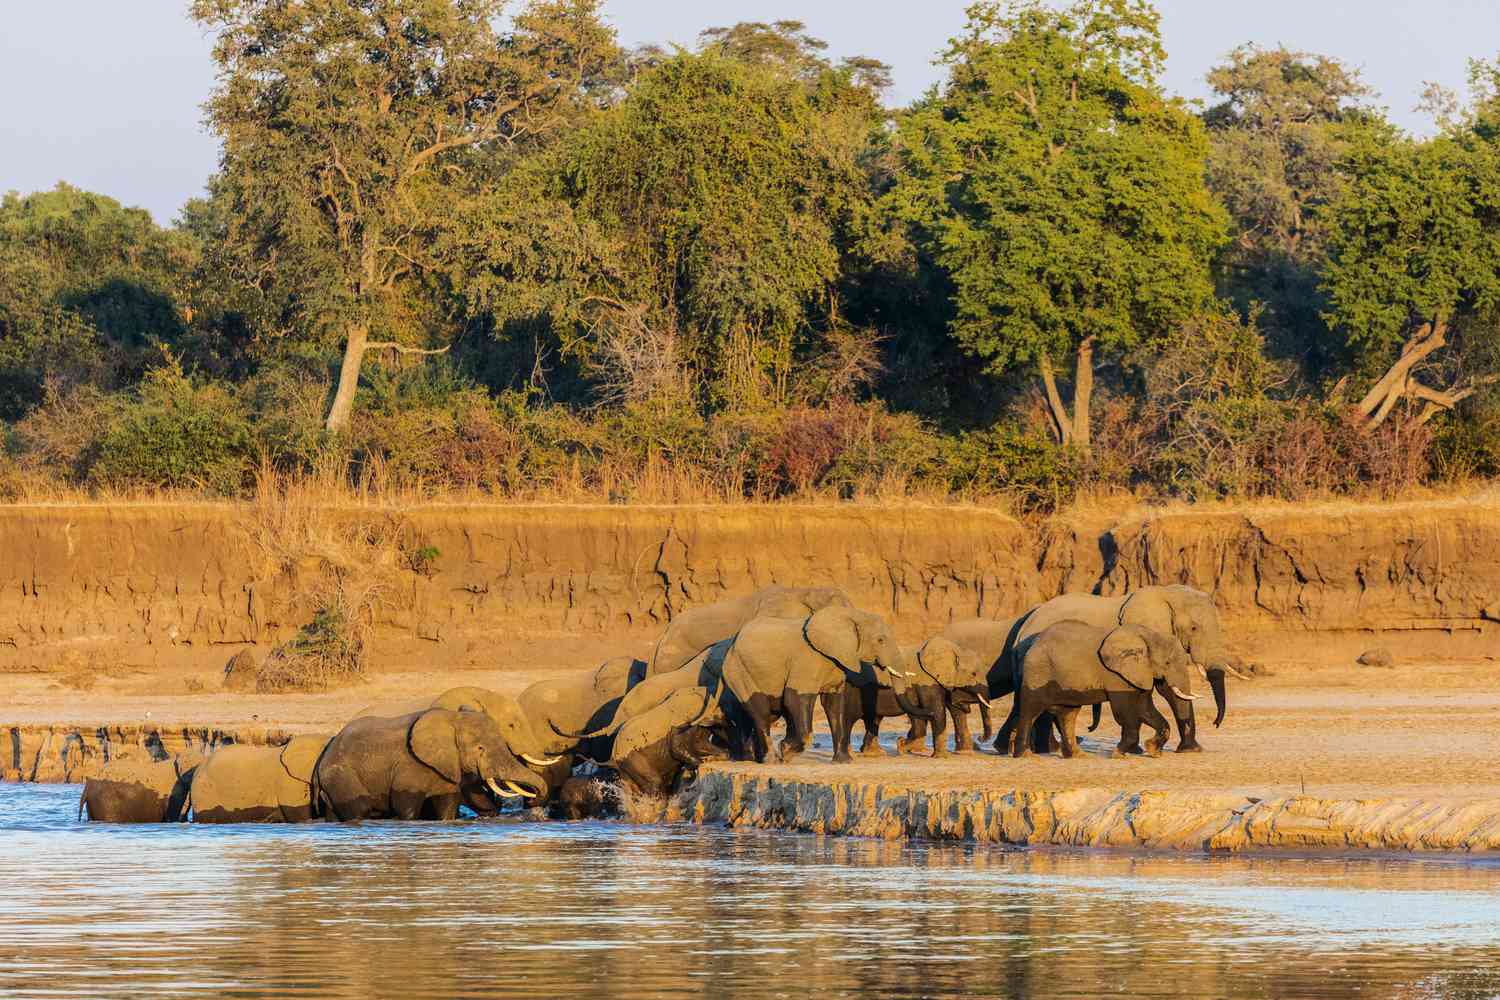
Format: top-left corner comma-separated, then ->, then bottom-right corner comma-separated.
255,587 -> 372,693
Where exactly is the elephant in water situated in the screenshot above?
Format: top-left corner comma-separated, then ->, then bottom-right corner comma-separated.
355,685 -> 567,807
606,686 -> 732,797
647,585 -> 852,676
1004,620 -> 1198,758
517,656 -> 649,760
999,585 -> 1245,753
79,749 -> 203,823
315,708 -> 549,821
722,606 -> 932,763
189,735 -> 331,823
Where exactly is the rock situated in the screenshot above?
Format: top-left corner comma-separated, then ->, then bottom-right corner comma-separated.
1357,648 -> 1394,668
221,649 -> 258,692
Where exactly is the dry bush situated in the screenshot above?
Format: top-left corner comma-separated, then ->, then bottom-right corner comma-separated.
255,585 -> 372,693
180,676 -> 206,695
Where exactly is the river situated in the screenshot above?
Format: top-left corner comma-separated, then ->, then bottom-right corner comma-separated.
2,784 -> 1499,998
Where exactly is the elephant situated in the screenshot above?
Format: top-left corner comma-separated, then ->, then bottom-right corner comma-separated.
560,639 -> 750,759
517,656 -> 649,758
647,585 -> 852,675
314,708 -> 549,821
78,749 -> 203,823
899,635 -> 1007,755
356,685 -> 568,806
997,585 -> 1245,753
721,605 -> 931,764
834,681 -> 940,758
607,686 -> 732,797
1006,620 -> 1199,758
189,735 -> 331,823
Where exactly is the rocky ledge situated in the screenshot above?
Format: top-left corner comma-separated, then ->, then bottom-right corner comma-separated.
2,723 -> 293,783
652,770 -> 1500,855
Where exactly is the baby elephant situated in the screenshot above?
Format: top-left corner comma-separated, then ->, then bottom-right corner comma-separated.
1008,620 -> 1199,758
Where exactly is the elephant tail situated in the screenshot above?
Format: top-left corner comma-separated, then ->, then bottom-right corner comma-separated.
77,787 -> 87,822
1088,703 -> 1102,732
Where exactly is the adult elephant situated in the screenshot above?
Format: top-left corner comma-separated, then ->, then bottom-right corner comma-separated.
79,750 -> 203,823
356,685 -> 567,806
557,640 -> 749,760
648,585 -> 852,675
607,686 -> 732,797
189,735 -> 331,823
315,709 -> 548,821
1000,585 -> 1244,753
1006,621 -> 1199,758
518,656 -> 649,760
722,606 -> 930,764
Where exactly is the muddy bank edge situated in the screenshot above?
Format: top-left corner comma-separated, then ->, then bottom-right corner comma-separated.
651,769 -> 1500,855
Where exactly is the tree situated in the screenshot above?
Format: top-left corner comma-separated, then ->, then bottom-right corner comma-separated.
887,0 -> 1225,452
456,36 -> 889,411
1321,127 -> 1500,430
0,184 -> 197,417
191,0 -> 619,431
1203,45 -> 1374,375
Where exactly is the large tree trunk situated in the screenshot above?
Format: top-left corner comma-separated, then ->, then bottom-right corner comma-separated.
1071,336 -> 1095,452
325,323 -> 369,432
1342,319 -> 1494,432
1037,338 -> 1095,454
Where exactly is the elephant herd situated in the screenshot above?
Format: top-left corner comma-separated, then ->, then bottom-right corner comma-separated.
79,583 -> 1246,825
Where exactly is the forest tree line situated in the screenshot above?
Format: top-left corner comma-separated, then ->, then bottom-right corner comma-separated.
2,0 -> 1498,509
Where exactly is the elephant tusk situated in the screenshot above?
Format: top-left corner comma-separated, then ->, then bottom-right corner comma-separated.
486,778 -> 525,799
522,753 -> 563,767
975,693 -> 994,708
504,781 -> 534,797
1196,663 -> 1208,679
1169,685 -> 1201,701
1225,664 -> 1253,680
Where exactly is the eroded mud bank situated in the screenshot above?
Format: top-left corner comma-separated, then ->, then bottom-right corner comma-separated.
2,723 -> 290,783
651,770 -> 1500,855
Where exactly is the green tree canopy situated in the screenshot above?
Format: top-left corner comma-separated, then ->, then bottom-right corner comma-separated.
191,0 -> 620,431
886,0 -> 1225,451
457,37 -> 889,411
1321,123 -> 1500,429
0,183 -> 196,418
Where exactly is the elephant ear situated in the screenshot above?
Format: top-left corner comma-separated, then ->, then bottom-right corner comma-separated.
916,638 -> 960,688
1099,626 -> 1156,691
279,735 -> 329,786
409,710 -> 462,785
804,606 -> 861,674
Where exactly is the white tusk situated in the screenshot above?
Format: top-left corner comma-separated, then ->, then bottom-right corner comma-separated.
522,753 -> 563,767
1226,665 -> 1253,680
504,781 -> 533,797
1196,663 -> 1208,679
1169,686 -> 1201,701
975,693 -> 993,708
486,778 -> 525,799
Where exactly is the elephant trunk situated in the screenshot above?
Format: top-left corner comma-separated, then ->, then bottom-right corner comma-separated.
893,683 -> 939,721
1207,667 -> 1227,728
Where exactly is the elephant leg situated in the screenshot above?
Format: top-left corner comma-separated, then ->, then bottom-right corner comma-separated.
900,712 -> 927,755
777,691 -> 814,763
1054,707 -> 1082,758
978,701 -> 995,742
822,692 -> 854,765
745,693 -> 775,764
391,788 -> 429,821
1141,695 -> 1171,757
1011,696 -> 1044,758
858,687 -> 884,756
1028,713 -> 1057,755
1157,682 -> 1204,753
928,691 -> 952,758
951,701 -> 974,755
1106,692 -> 1145,756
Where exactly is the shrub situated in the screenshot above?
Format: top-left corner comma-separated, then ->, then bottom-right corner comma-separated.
86,362 -> 254,493
255,588 -> 370,693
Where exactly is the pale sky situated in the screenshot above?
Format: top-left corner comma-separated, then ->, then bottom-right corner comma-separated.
3,1 -> 1497,223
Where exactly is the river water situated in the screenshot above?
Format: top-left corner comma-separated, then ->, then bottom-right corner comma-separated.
2,784 -> 1499,999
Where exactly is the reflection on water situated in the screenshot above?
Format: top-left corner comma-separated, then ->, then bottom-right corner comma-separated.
2,784 -> 1499,999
